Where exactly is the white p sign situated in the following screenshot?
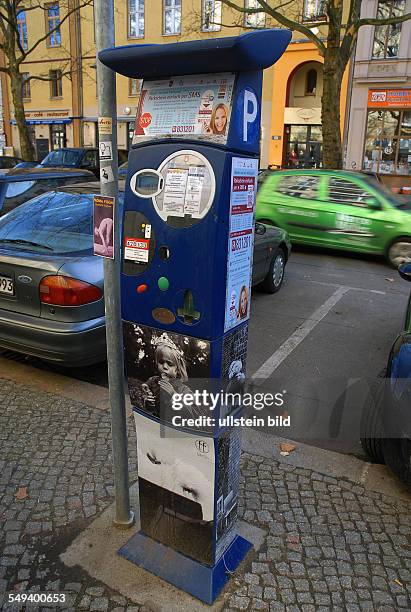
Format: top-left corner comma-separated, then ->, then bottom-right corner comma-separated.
243,89 -> 258,143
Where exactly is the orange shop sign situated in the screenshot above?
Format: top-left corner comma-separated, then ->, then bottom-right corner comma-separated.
368,89 -> 411,108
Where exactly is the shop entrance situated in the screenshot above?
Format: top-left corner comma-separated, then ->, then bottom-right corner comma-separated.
50,123 -> 66,150
285,124 -> 322,168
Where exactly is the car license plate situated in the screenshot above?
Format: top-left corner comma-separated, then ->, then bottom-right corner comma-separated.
0,276 -> 14,295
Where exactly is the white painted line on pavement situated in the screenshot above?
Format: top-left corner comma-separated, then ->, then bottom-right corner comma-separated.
299,278 -> 387,295
252,286 -> 350,382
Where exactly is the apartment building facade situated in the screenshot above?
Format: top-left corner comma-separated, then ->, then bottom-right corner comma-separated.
2,1 -> 349,168
345,0 -> 411,184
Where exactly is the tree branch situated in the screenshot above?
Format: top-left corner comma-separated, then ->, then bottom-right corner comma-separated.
220,0 -> 327,55
358,12 -> 411,28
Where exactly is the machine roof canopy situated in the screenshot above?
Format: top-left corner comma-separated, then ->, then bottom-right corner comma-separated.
98,29 -> 292,79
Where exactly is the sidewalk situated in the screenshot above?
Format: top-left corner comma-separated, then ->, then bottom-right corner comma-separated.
0,369 -> 410,611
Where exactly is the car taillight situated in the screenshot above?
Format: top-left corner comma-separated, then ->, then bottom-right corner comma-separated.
39,275 -> 103,306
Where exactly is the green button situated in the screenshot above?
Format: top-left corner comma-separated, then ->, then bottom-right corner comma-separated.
158,276 -> 169,291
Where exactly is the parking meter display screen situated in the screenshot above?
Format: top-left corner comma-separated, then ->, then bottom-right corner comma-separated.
136,173 -> 160,195
134,73 -> 235,144
154,151 -> 215,226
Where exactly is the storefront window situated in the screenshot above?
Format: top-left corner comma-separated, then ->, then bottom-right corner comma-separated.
285,124 -> 322,169
50,123 -> 66,150
363,109 -> 410,175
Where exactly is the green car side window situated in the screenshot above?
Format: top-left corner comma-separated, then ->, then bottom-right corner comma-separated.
328,177 -> 374,208
276,175 -> 320,199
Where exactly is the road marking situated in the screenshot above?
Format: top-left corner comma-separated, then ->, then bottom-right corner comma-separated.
252,286 -> 350,382
297,278 -> 387,295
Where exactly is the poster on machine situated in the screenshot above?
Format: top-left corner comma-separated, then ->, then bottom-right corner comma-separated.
224,157 -> 258,332
134,73 -> 235,144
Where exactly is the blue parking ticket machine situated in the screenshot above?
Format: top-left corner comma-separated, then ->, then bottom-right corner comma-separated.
99,29 -> 291,604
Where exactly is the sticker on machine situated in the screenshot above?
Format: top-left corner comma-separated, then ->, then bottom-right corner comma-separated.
124,236 -> 150,262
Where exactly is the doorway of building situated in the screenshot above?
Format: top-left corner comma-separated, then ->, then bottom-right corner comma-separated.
50,123 -> 67,150
285,125 -> 323,168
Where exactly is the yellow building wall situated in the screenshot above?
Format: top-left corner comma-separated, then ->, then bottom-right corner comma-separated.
269,42 -> 350,167
8,0 -> 350,165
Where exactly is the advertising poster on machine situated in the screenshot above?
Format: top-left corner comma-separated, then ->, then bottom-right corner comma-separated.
93,195 -> 114,259
133,73 -> 235,144
224,157 -> 258,332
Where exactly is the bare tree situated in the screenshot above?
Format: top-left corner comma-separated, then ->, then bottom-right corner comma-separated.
0,0 -> 91,160
219,0 -> 411,168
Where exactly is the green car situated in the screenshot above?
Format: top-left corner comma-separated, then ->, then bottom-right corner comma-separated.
256,170 -> 411,268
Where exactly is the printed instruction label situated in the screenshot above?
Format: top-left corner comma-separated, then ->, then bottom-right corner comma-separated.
99,141 -> 113,161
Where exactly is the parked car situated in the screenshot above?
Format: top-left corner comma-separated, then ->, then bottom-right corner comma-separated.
0,168 -> 96,215
256,169 -> 411,268
0,182 -> 290,366
13,161 -> 38,169
0,155 -> 23,170
360,262 -> 411,489
40,147 -> 129,178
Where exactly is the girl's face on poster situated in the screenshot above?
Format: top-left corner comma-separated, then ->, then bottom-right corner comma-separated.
240,289 -> 248,316
157,346 -> 178,379
214,106 -> 227,133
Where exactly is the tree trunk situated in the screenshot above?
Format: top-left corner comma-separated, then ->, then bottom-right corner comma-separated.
9,69 -> 36,161
321,49 -> 344,169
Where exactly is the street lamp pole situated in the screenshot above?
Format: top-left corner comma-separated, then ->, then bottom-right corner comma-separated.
94,0 -> 134,528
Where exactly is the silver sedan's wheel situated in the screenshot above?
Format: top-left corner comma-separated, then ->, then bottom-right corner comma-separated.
262,249 -> 285,294
272,252 -> 285,289
388,240 -> 411,268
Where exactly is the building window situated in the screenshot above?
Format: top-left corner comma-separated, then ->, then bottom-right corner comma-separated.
372,0 -> 406,59
129,78 -> 141,96
163,0 -> 181,35
244,0 -> 266,28
128,0 -> 144,38
22,72 -> 31,99
50,69 -> 63,98
46,3 -> 61,47
364,108 -> 410,175
202,0 -> 221,32
17,9 -> 28,50
302,0 -> 327,22
305,69 -> 317,95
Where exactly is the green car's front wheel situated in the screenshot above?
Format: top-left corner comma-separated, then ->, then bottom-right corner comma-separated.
387,238 -> 411,269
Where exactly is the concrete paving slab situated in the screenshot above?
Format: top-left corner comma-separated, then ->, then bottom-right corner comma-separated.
60,484 -> 266,612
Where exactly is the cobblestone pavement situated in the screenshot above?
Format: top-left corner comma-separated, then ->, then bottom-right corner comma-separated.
227,455 -> 411,611
0,379 -> 140,611
1,378 -> 411,612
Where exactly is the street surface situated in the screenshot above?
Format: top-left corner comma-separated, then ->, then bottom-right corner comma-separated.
1,246 -> 411,610
1,246 -> 409,458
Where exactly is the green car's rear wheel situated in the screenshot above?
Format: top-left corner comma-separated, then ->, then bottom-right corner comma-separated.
387,238 -> 411,268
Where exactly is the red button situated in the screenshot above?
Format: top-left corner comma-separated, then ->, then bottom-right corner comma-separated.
136,284 -> 148,293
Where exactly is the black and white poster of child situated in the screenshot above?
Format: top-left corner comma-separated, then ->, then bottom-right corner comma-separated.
93,195 -> 114,259
123,322 -> 211,422
220,325 -> 249,417
134,412 -> 215,565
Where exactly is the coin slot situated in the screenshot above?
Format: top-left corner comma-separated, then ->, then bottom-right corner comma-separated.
159,246 -> 171,261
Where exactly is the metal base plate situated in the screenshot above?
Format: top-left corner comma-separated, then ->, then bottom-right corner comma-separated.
118,531 -> 252,605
